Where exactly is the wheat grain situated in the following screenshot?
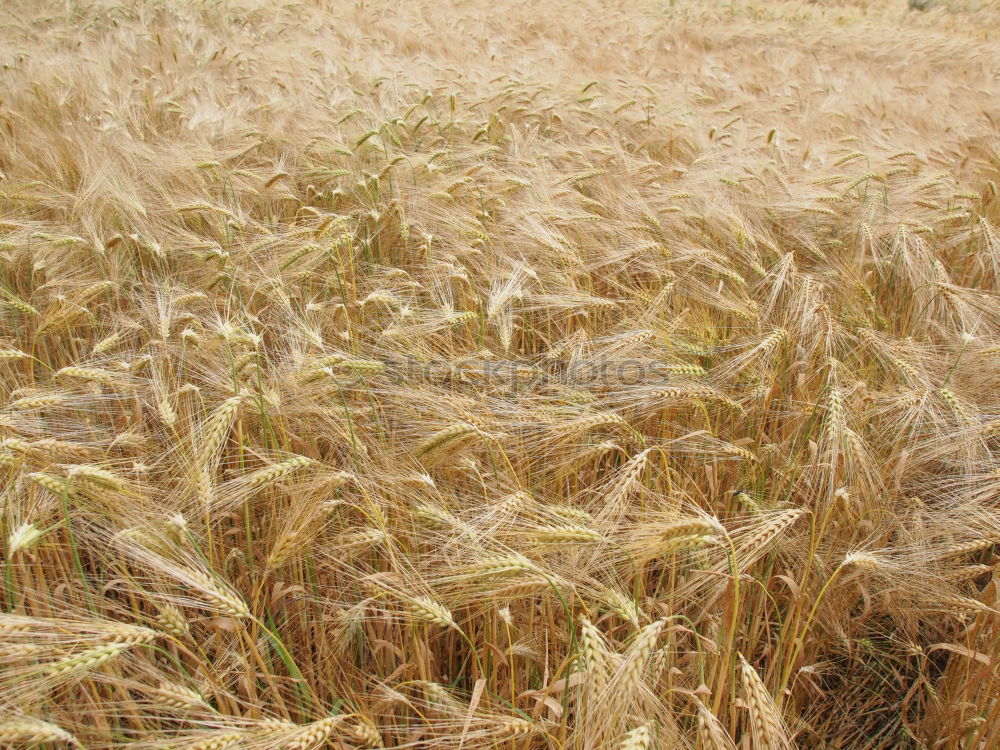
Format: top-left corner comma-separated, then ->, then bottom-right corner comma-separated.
404,595 -> 457,629
618,724 -> 652,750
7,522 -> 45,556
154,604 -> 191,638
45,644 -> 128,677
286,717 -> 343,750
149,681 -> 208,709
344,717 -> 382,747
530,524 -> 604,544
181,569 -> 251,618
241,455 -> 312,489
738,654 -> 789,750
0,718 -> 79,746
193,396 -> 244,466
620,619 -> 666,694
185,732 -> 242,750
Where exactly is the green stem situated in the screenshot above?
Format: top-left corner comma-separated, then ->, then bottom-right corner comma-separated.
60,485 -> 95,611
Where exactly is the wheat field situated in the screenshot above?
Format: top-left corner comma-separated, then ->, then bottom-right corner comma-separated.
0,0 -> 998,747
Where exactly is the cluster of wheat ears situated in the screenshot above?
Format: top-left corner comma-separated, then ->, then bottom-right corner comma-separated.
0,0 -> 998,747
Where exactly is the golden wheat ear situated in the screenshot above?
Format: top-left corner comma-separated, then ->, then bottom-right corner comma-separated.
738,654 -> 792,750
0,718 -> 81,747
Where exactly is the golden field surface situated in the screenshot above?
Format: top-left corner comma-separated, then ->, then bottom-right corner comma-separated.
0,0 -> 999,747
